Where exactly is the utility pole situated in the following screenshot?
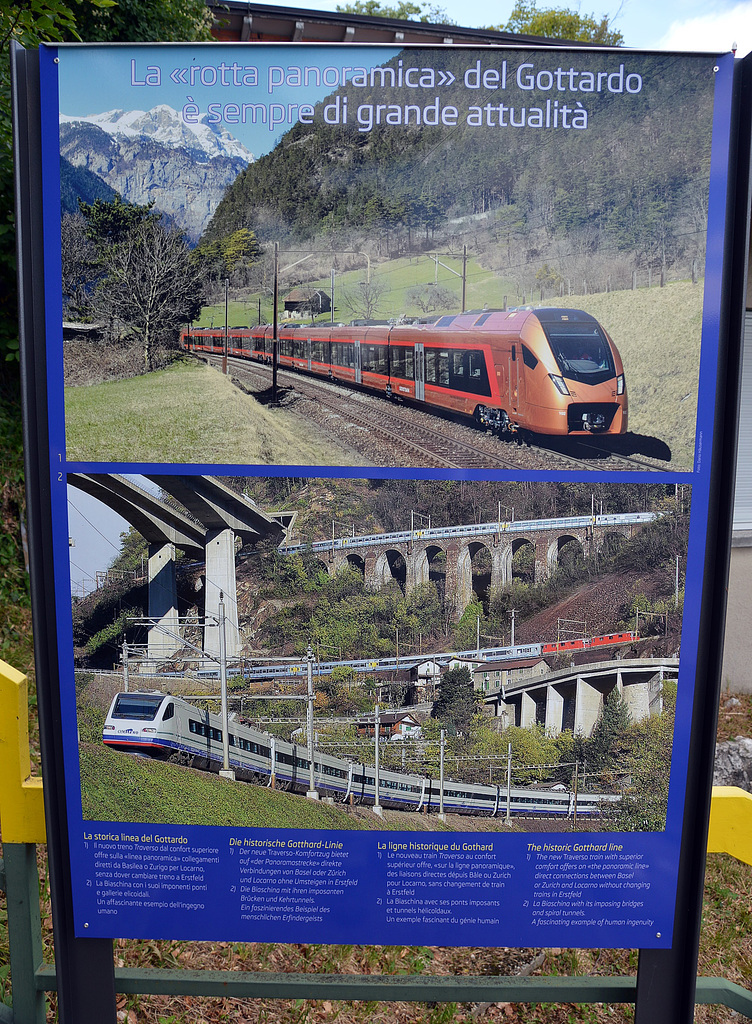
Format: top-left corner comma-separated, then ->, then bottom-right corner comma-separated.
218,593 -> 235,781
122,642 -> 129,693
373,704 -> 382,816
439,729 -> 446,821
272,242 -> 279,403
306,642 -> 318,799
461,244 -> 468,312
222,277 -> 229,375
505,742 -> 512,824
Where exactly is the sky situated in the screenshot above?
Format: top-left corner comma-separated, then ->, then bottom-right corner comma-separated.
68,478 -> 159,597
281,0 -> 752,55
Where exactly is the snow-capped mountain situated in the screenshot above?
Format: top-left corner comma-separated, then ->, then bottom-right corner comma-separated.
59,105 -> 254,242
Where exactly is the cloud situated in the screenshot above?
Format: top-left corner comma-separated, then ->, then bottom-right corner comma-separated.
658,1 -> 752,56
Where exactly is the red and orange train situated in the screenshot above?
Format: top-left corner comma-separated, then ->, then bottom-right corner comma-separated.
181,306 -> 628,437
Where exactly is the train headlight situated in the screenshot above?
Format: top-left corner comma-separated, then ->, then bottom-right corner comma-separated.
142,727 -> 157,733
616,374 -> 625,395
549,374 -> 570,396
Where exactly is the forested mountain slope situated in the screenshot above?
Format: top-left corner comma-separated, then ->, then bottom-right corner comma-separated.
205,48 -> 714,282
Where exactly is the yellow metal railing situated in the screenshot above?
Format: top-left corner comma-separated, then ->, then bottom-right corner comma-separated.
707,786 -> 752,863
0,660 -> 45,844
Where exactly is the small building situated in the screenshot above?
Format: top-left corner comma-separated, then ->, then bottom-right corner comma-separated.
62,321 -> 104,342
283,287 -> 331,316
356,710 -> 422,740
445,656 -> 485,675
473,656 -> 551,695
412,659 -> 442,701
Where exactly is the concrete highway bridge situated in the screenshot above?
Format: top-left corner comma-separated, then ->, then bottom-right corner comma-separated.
483,657 -> 678,737
69,474 -> 290,661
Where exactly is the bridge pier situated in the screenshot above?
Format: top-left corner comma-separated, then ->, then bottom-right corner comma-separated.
545,684 -> 564,733
204,529 -> 241,660
407,548 -> 429,592
520,690 -> 537,728
490,546 -> 511,598
364,553 -> 378,588
574,675 -> 603,735
451,543 -> 472,618
146,543 -> 180,663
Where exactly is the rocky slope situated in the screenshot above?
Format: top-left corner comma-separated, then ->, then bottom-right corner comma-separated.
59,105 -> 254,241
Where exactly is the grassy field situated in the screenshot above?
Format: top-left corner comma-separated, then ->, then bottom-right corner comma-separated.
197,255 -> 520,329
64,359 -> 366,466
81,743 -> 531,832
554,283 -> 703,470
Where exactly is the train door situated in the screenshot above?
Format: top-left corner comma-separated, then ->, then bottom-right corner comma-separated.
354,339 -> 362,384
509,343 -> 525,417
414,343 -> 425,400
306,337 -> 312,372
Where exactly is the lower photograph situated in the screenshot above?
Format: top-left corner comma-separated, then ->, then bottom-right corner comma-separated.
68,473 -> 686,837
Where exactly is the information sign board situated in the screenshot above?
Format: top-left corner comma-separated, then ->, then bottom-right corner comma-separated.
18,39 -> 743,953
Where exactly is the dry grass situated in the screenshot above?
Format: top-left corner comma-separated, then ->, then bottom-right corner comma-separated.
556,282 -> 704,471
64,361 -> 368,466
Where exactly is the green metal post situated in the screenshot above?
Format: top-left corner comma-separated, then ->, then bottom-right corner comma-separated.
4,845 -> 46,1024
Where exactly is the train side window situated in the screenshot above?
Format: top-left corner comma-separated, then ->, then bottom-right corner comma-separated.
332,341 -> 356,368
511,345 -> 516,362
461,351 -> 491,396
438,351 -> 450,386
162,702 -> 174,721
424,349 -> 436,384
362,344 -> 388,375
522,345 -> 538,370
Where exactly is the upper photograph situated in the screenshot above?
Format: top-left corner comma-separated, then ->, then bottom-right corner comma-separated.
55,44 -> 721,471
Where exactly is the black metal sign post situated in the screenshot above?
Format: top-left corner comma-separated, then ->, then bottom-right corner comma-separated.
10,35 -> 752,1024
11,41 -> 118,1022
635,50 -> 752,1020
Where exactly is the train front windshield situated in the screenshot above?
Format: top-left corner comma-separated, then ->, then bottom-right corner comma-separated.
543,323 -> 616,386
110,694 -> 164,721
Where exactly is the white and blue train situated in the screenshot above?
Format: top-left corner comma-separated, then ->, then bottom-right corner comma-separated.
103,691 -> 618,818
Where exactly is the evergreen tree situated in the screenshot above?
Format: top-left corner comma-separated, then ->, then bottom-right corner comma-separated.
586,688 -> 631,773
431,664 -> 478,734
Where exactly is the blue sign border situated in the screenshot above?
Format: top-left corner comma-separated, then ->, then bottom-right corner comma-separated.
37,42 -> 738,949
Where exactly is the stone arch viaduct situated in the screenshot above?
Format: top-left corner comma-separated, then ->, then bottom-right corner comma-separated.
284,513 -> 658,619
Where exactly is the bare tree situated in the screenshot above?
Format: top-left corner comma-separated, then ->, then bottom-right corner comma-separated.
406,284 -> 458,314
93,219 -> 204,371
61,212 -> 101,319
341,278 -> 389,320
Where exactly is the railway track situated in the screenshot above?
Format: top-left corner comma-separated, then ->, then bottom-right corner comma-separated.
207,354 -> 671,473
